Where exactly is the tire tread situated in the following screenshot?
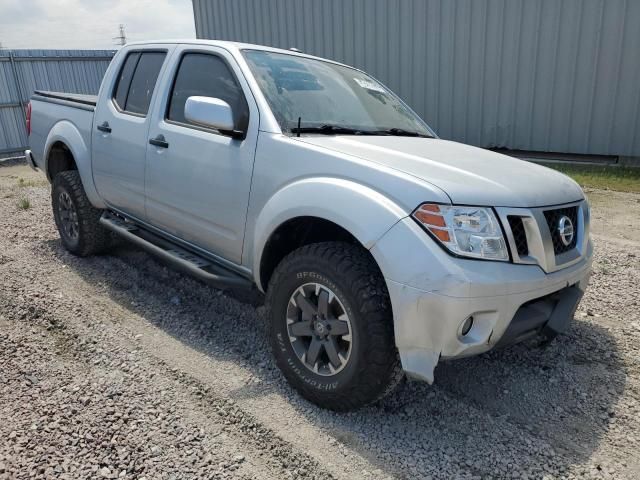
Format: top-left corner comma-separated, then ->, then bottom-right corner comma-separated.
266,241 -> 403,411
52,170 -> 110,257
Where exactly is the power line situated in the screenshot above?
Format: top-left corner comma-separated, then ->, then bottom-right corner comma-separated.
113,24 -> 126,46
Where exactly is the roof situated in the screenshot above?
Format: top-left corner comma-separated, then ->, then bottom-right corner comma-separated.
123,39 -> 352,68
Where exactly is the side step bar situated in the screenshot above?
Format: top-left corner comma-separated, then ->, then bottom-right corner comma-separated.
99,213 -> 252,290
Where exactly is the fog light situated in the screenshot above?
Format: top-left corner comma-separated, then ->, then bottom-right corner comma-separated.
461,316 -> 474,336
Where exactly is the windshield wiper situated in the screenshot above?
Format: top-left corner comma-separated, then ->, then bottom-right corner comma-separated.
289,124 -> 434,138
375,128 -> 433,138
290,124 -> 367,135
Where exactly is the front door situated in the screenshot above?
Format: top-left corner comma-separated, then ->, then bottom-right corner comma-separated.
144,46 -> 259,265
92,48 -> 170,220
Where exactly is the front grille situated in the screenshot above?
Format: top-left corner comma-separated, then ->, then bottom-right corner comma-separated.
543,206 -> 578,255
508,216 -> 528,256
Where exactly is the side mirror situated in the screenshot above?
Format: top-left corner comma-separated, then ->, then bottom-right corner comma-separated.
184,96 -> 235,132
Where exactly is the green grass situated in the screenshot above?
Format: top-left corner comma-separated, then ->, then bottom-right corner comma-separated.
542,164 -> 640,193
17,177 -> 46,188
17,197 -> 31,210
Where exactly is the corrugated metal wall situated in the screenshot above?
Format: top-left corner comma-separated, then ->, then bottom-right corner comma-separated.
193,0 -> 640,158
0,49 -> 114,159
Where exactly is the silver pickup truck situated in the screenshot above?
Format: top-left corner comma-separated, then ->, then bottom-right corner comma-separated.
26,40 -> 592,411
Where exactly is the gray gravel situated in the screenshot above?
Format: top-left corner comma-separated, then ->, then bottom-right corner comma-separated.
1,164 -> 639,479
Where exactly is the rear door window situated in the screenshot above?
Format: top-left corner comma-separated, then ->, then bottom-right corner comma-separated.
113,52 -> 140,110
112,51 -> 166,116
166,53 -> 249,132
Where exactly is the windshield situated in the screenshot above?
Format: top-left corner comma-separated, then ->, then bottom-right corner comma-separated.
242,50 -> 434,137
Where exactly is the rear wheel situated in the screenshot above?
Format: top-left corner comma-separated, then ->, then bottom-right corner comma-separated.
51,170 -> 111,256
266,242 -> 403,411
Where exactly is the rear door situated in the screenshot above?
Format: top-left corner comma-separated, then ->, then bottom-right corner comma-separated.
92,47 -> 171,220
144,45 -> 259,265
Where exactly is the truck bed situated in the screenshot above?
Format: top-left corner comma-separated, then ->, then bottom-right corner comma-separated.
29,90 -> 96,172
33,90 -> 98,108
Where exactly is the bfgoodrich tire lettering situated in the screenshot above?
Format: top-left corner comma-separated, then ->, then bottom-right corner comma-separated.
51,170 -> 111,257
266,241 -> 403,411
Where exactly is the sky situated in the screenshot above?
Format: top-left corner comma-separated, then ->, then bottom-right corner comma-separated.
0,0 -> 195,50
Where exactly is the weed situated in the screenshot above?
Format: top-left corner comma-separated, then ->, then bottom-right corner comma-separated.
17,177 -> 43,188
17,197 -> 31,210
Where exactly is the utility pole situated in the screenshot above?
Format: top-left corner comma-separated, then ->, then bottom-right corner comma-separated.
113,24 -> 126,46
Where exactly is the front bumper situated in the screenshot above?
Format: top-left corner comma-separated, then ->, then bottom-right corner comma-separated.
371,217 -> 593,383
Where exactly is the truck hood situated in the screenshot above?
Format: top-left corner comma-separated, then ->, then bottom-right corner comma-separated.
297,136 -> 584,208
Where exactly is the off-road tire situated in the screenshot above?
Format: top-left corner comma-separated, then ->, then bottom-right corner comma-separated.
266,241 -> 403,411
51,170 -> 111,257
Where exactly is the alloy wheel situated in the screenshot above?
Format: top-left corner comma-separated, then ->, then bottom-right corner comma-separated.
58,191 -> 79,241
286,283 -> 353,376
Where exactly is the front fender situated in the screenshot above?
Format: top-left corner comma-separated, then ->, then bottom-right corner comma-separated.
252,177 -> 408,290
45,120 -> 105,208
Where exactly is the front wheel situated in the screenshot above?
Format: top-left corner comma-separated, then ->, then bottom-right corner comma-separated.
266,242 -> 403,411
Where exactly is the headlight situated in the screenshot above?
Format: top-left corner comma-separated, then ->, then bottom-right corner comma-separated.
412,203 -> 508,261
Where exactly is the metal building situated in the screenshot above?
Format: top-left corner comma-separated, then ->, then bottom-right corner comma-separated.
0,49 -> 114,159
192,0 -> 640,162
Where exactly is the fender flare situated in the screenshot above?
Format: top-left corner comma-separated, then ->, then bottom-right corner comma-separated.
252,177 -> 408,290
44,120 -> 106,208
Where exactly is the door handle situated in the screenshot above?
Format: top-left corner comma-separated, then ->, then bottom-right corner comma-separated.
97,121 -> 111,133
149,134 -> 169,148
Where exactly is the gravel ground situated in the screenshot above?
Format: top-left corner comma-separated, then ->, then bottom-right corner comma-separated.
1,163 -> 639,479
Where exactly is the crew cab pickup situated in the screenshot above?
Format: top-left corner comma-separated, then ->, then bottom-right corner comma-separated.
26,40 -> 592,411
